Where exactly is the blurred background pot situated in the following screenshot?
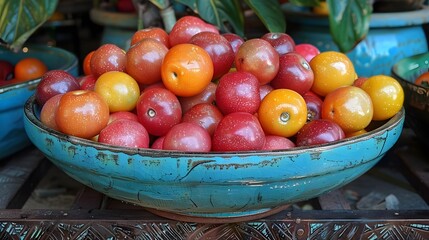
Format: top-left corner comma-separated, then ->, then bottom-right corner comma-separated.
391,52 -> 429,148
0,45 -> 78,159
283,4 -> 429,77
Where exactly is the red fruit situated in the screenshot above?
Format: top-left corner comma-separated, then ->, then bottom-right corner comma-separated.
163,122 -> 211,152
168,16 -> 219,47
189,31 -> 235,79
35,70 -> 80,106
90,43 -> 126,78
270,52 -> 314,95
181,103 -> 223,136
295,43 -> 320,63
261,32 -> 295,56
136,87 -> 182,136
215,71 -> 261,114
212,112 -> 266,152
296,119 -> 345,147
126,38 -> 168,85
262,135 -> 295,150
98,119 -> 150,148
235,38 -> 279,85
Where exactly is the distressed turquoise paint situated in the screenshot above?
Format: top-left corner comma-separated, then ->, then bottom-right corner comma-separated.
24,96 -> 404,219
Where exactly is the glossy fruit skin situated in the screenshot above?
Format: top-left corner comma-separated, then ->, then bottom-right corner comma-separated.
35,70 -> 81,106
258,89 -> 307,138
212,112 -> 265,152
189,31 -> 235,79
161,43 -> 214,97
94,71 -> 140,112
90,44 -> 126,78
181,103 -> 223,136
136,87 -> 182,136
151,136 -> 165,149
261,32 -> 295,56
83,50 -> 95,76
0,60 -> 14,81
259,84 -> 273,100
235,38 -> 280,85
163,122 -> 211,152
77,75 -> 97,91
98,119 -> 149,148
215,71 -> 261,114
130,27 -> 170,48
296,119 -> 345,147
126,38 -> 168,85
56,90 -> 110,139
321,86 -> 373,133
270,52 -> 314,95
179,82 -> 217,114
40,93 -> 63,131
14,57 -> 48,82
415,71 -> 429,87
222,33 -> 244,54
303,91 -> 323,122
168,16 -> 219,47
262,135 -> 295,150
360,75 -> 404,121
108,111 -> 139,123
295,43 -> 320,63
310,51 -> 356,97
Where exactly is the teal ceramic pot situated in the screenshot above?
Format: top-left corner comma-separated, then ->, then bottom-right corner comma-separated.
391,52 -> 429,146
24,95 -> 404,223
0,45 -> 78,159
283,5 -> 429,77
90,6 -> 162,50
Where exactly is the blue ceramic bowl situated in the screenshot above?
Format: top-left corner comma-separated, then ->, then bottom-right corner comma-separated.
0,45 -> 78,159
391,52 -> 429,147
24,95 -> 404,222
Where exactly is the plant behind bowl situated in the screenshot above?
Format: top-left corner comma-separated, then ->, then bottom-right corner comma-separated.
0,0 -> 58,52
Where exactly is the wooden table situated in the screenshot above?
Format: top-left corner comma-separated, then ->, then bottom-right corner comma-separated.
1,129 -> 428,239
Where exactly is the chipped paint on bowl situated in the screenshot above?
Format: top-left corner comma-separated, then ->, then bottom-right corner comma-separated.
24,95 -> 404,222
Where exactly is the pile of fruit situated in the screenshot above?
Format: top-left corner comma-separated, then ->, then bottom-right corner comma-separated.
0,57 -> 47,86
35,15 -> 404,152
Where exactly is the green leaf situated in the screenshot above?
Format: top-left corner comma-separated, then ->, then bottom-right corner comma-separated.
149,0 -> 169,9
175,0 -> 245,36
0,0 -> 58,51
327,0 -> 372,52
244,0 -> 286,33
196,0 -> 244,36
289,0 -> 321,7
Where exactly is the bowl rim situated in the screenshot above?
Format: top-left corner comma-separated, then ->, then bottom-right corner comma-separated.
24,95 -> 405,157
0,44 -> 78,93
391,51 -> 429,88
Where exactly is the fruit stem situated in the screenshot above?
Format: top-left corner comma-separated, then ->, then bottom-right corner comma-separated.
160,5 -> 176,33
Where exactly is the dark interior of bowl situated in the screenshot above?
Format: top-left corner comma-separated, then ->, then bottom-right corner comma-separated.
391,52 -> 429,147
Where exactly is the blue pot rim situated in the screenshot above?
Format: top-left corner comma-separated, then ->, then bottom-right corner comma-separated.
0,44 -> 78,94
283,4 -> 429,28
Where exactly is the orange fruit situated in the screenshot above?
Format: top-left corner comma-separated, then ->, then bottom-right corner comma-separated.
258,89 -> 307,137
321,85 -> 373,133
14,57 -> 48,82
161,43 -> 214,97
83,50 -> 95,76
